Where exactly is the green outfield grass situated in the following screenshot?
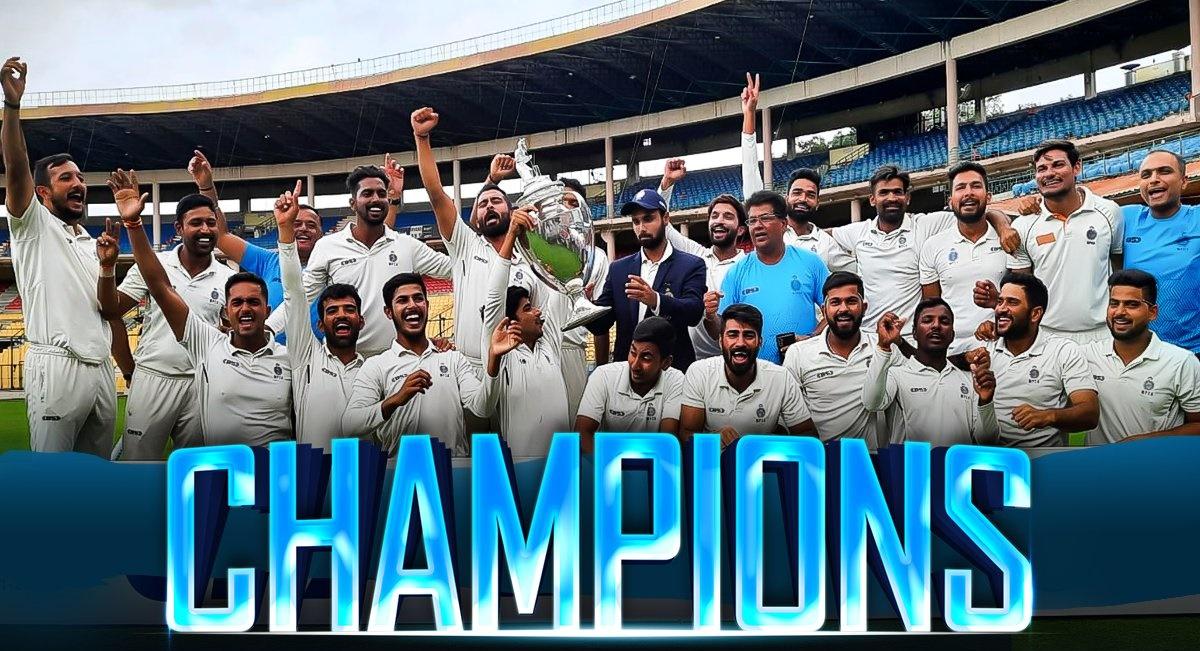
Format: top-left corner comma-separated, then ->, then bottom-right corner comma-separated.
0,397 -> 126,454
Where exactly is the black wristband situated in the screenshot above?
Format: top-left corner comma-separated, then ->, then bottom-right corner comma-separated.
389,198 -> 402,206
3,100 -> 18,110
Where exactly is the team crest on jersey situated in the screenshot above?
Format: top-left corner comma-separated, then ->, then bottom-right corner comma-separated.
755,404 -> 766,420
1086,226 -> 1098,243
1029,367 -> 1040,381
210,288 -> 220,301
948,249 -> 958,263
439,363 -> 449,377
274,363 -> 283,378
790,276 -> 802,292
960,383 -> 969,396
898,235 -> 907,247
514,270 -> 524,282
388,252 -> 398,265
1144,378 -> 1155,391
646,405 -> 656,420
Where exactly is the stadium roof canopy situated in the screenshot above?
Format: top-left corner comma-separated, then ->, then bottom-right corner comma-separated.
1,0 -> 1188,174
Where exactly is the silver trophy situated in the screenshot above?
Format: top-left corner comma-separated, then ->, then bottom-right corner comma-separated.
513,138 -> 610,330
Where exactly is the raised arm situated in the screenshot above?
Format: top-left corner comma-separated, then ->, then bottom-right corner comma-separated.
1,57 -> 33,216
412,107 -> 461,241
740,72 -> 764,197
96,219 -> 139,320
657,158 -> 686,210
188,149 -> 249,263
275,180 -> 315,356
863,313 -> 904,411
110,170 -> 191,341
383,153 -> 404,228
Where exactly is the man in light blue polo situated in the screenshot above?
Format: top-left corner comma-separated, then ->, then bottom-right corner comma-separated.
713,190 -> 828,364
1123,149 -> 1200,356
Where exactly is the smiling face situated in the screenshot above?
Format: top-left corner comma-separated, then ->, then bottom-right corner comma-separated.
1034,148 -> 1080,200
225,281 -> 270,340
351,177 -> 389,226
707,200 -> 742,248
914,304 -> 954,354
319,296 -> 364,349
513,295 -> 545,340
1106,285 -> 1156,341
869,178 -> 908,224
949,170 -> 989,224
178,206 -> 218,257
1138,151 -> 1184,215
384,283 -> 428,339
36,160 -> 87,222
786,177 -> 819,224
823,284 -> 866,339
294,208 -> 324,259
720,318 -> 760,377
473,189 -> 511,238
995,283 -> 1040,339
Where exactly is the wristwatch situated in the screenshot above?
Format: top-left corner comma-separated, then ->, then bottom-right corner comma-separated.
388,198 -> 402,206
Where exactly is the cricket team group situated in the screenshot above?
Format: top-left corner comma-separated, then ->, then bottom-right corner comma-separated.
3,59 -> 1197,461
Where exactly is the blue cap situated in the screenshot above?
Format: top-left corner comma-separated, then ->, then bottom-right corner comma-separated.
620,188 -> 668,215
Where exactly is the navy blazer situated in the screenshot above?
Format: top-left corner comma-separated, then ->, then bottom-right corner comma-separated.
587,248 -> 707,371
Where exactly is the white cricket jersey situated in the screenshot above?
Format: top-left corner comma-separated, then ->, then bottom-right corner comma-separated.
279,242 -> 363,449
785,224 -> 858,275
989,332 -> 1096,447
664,223 -> 744,360
120,247 -> 234,376
918,223 -> 1008,355
829,212 -> 957,329
1007,187 -> 1123,333
862,347 -> 998,446
180,313 -> 293,446
681,357 -> 811,436
341,340 -> 496,455
303,223 -> 452,357
8,199 -> 110,363
482,257 -> 570,458
577,361 -> 685,432
442,217 -> 544,365
1083,334 -> 1200,444
783,331 -> 887,446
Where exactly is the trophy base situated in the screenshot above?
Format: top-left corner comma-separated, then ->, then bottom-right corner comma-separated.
564,300 -> 610,331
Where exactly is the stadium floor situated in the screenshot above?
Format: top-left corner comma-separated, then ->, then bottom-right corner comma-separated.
0,397 -> 126,454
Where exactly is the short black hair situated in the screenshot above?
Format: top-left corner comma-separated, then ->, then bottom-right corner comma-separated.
720,303 -> 763,335
788,167 -> 822,190
559,177 -> 586,199
870,165 -> 910,192
1033,139 -> 1080,166
743,190 -> 788,221
175,193 -> 216,223
346,165 -> 389,195
318,283 -> 362,313
631,316 -> 675,359
382,272 -> 427,305
707,193 -> 747,226
1108,268 -> 1158,305
913,297 -> 954,322
999,271 -> 1048,313
225,271 -> 269,301
505,286 -> 531,321
823,271 -> 864,298
297,204 -> 320,221
1144,149 -> 1187,176
33,154 -> 75,187
947,161 -> 988,186
477,182 -> 512,208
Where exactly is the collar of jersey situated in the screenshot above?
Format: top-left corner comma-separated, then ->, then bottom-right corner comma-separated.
1039,186 -> 1099,221
615,362 -> 666,400
1102,332 -> 1164,366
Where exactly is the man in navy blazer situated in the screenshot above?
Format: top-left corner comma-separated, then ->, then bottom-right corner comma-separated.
588,188 -> 707,371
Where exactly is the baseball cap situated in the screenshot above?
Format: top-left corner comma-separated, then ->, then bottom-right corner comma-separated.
620,188 -> 669,216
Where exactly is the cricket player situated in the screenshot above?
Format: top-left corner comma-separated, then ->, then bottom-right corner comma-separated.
110,169 -> 293,446
100,193 -> 234,459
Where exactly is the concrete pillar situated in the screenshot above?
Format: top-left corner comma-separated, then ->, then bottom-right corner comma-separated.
452,159 -> 462,214
850,198 -> 863,223
945,49 -> 960,166
786,135 -> 797,160
761,108 -> 773,190
975,96 -> 987,125
1084,70 -> 1097,100
306,174 -> 315,206
1191,0 -> 1200,118
151,182 -> 161,248
601,230 -> 616,262
604,136 -> 615,219
680,222 -> 689,238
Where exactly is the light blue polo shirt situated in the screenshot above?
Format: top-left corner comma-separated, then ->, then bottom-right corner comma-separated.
719,246 -> 828,364
1122,204 -> 1200,354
